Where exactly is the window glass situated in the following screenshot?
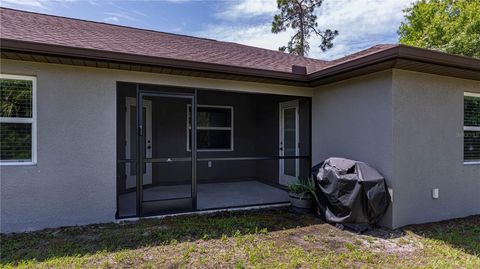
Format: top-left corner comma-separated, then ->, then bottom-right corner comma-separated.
283,107 -> 297,176
0,76 -> 35,164
464,94 -> 480,162
197,107 -> 232,127
189,130 -> 231,150
0,123 -> 32,161
0,79 -> 32,118
464,131 -> 480,161
464,96 -> 480,127
188,106 -> 233,151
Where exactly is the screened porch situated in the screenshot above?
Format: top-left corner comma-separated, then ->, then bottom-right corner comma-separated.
116,82 -> 311,218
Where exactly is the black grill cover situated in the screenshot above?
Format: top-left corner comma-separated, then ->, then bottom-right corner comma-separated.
312,158 -> 390,231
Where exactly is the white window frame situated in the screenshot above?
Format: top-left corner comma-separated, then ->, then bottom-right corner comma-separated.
186,104 -> 234,152
0,74 -> 37,165
464,92 -> 480,165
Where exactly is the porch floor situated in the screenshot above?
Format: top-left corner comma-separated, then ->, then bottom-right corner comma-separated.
118,180 -> 289,217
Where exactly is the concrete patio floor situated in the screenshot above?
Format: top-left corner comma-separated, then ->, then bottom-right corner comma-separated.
118,180 -> 289,217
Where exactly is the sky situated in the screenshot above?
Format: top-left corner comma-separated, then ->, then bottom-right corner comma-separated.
0,0 -> 415,60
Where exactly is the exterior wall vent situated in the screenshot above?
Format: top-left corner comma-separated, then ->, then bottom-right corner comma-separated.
292,65 -> 307,75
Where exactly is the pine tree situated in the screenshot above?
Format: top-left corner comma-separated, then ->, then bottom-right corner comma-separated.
272,0 -> 338,56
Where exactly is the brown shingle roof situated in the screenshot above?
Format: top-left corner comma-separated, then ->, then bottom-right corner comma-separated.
327,44 -> 398,66
0,7 -> 330,74
3,8 -> 477,85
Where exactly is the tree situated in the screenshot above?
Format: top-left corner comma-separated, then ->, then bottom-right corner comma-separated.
271,0 -> 338,56
398,0 -> 480,58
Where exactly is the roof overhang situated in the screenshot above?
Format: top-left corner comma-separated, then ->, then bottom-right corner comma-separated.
308,45 -> 480,87
1,40 -> 479,88
0,38 -> 310,86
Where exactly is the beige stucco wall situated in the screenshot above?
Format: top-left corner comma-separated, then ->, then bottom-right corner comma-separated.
0,59 -> 311,233
312,71 -> 395,228
391,69 -> 480,228
312,69 -> 480,229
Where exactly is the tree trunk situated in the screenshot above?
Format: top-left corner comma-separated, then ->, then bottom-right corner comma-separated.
298,4 -> 305,56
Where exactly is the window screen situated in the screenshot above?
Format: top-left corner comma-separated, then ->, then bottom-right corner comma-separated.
464,94 -> 480,162
0,75 -> 36,164
188,106 -> 233,151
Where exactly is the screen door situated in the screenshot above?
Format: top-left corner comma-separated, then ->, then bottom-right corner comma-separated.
137,91 -> 197,216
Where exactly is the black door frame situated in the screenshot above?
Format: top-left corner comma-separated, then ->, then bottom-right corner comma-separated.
136,85 -> 197,216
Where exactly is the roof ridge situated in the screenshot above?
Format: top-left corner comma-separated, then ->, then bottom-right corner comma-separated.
0,7 -> 327,64
219,40 -> 329,63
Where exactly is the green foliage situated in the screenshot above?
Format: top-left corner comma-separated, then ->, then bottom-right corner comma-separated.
288,177 -> 318,202
272,0 -> 338,56
398,0 -> 480,58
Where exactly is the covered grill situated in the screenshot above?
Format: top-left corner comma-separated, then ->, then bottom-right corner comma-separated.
313,157 -> 390,232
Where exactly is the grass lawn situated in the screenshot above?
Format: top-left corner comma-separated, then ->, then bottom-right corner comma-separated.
1,208 -> 479,268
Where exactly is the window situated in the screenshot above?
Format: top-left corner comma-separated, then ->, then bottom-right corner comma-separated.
464,92 -> 480,163
187,105 -> 233,151
0,74 -> 36,165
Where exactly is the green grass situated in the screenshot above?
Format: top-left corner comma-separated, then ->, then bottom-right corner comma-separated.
1,208 -> 479,268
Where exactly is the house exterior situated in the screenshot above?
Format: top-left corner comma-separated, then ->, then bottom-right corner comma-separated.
0,8 -> 479,233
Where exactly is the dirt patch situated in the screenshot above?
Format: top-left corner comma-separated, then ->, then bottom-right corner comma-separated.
360,235 -> 420,255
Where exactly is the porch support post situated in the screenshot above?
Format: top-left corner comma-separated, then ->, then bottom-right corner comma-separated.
192,88 -> 198,210
136,84 -> 143,216
308,98 -> 312,176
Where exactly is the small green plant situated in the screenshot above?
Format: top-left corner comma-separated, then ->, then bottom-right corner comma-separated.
288,177 -> 318,202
